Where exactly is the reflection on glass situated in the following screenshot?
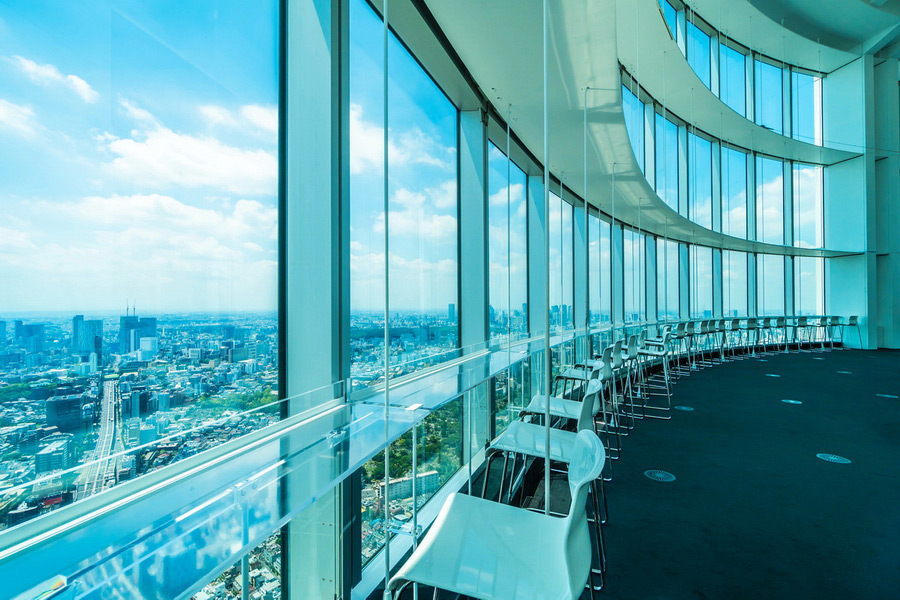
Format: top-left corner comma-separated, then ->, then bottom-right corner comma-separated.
757,254 -> 785,316
0,0 -> 279,532
623,229 -> 646,323
623,85 -> 645,173
721,147 -> 748,238
792,163 -> 823,249
655,113 -> 679,211
360,397 -> 462,565
754,59 -> 783,134
589,215 -> 612,325
657,240 -> 680,320
488,143 -> 528,341
689,133 -> 713,228
349,0 -> 459,391
659,0 -> 677,39
687,21 -> 712,89
794,256 -> 824,316
690,246 -> 713,318
756,156 -> 784,245
791,71 -> 823,145
549,193 -> 574,331
723,250 -> 748,316
720,44 -> 747,116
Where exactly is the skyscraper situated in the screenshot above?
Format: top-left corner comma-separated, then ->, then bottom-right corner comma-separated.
0,320 -> 6,345
72,315 -> 84,352
448,303 -> 456,324
118,315 -> 157,355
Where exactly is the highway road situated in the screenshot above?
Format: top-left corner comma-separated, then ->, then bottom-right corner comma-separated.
75,379 -> 121,499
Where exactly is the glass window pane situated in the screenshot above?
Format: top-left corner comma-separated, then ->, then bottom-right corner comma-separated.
350,0 -> 459,390
0,0 -> 279,529
792,163 -> 823,249
794,256 -> 824,316
549,194 -> 573,331
488,143 -> 528,341
756,156 -> 784,245
657,239 -> 680,320
659,0 -> 677,39
690,246 -> 713,318
721,147 -> 747,238
623,229 -> 646,323
754,59 -> 783,134
622,85 -> 645,173
720,44 -> 746,116
687,21 -> 712,89
655,113 -> 679,210
757,254 -> 785,316
791,71 -> 822,145
590,216 -> 612,325
689,133 -> 713,229
723,250 -> 748,316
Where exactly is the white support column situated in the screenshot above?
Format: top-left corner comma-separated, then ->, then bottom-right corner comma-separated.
712,248 -> 723,318
678,242 -> 690,319
458,108 -> 489,351
612,223 -> 625,324
645,236 -> 658,323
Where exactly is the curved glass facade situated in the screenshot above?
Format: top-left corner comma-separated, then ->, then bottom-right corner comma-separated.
2,1 -> 892,599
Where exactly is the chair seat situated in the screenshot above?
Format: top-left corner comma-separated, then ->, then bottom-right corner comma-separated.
560,367 -> 591,380
490,420 -> 578,463
389,492 -> 581,600
523,395 -> 586,421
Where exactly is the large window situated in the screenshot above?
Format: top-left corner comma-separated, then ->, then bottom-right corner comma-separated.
756,156 -> 784,245
721,147 -> 748,238
792,163 -> 823,249
623,85 -> 645,172
655,113 -> 679,210
0,0 -> 280,532
657,239 -> 680,320
687,21 -> 712,89
794,256 -> 824,316
791,70 -> 823,145
349,0 -> 459,389
754,59 -> 783,134
690,246 -> 713,318
659,0 -> 678,39
589,214 -> 612,324
720,44 -> 747,116
757,254 -> 785,316
488,143 -> 528,340
549,193 -> 574,331
689,132 -> 713,228
723,251 -> 748,316
623,228 -> 646,323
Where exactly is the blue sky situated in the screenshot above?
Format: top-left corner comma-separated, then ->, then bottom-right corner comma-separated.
0,1 -> 278,313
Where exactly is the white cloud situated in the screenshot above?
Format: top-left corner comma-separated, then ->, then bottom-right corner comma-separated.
489,182 -> 525,207
240,104 -> 278,135
106,100 -> 276,196
200,105 -> 238,128
0,99 -> 36,136
0,225 -> 34,252
9,55 -> 99,103
349,103 -> 454,175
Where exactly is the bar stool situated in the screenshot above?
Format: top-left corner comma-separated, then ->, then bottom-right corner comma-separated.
389,430 -> 607,600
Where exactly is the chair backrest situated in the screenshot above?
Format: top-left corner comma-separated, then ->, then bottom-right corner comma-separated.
776,316 -> 786,326
685,321 -> 695,334
798,316 -> 808,327
731,318 -> 740,330
829,316 -> 840,326
599,345 -> 613,381
638,329 -> 647,349
627,334 -> 638,357
563,430 -> 606,597
576,378 -> 602,432
747,317 -> 757,329
612,339 -> 624,369
675,322 -> 686,337
849,315 -> 858,326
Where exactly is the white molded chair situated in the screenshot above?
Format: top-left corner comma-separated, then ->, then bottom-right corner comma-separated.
388,430 -> 606,600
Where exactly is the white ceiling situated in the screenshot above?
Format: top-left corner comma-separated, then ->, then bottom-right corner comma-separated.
420,0 -> 862,255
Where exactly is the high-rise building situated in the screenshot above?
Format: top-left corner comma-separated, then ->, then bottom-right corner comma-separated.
45,395 -> 83,433
72,315 -> 83,352
448,303 -> 456,323
0,320 -> 7,345
118,315 -> 157,355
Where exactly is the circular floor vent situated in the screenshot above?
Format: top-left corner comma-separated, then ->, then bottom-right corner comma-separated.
674,405 -> 694,411
781,399 -> 803,405
816,453 -> 851,464
644,469 -> 676,482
